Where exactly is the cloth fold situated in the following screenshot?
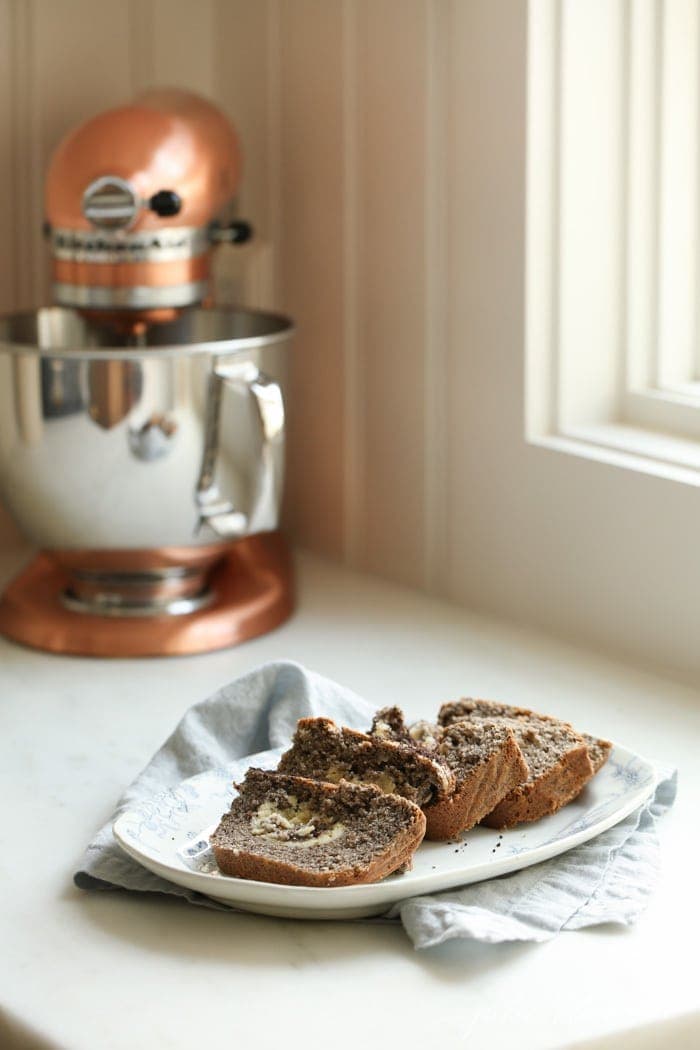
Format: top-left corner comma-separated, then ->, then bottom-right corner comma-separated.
74,660 -> 676,949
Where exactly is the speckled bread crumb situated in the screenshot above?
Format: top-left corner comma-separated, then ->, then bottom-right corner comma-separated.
210,769 -> 426,887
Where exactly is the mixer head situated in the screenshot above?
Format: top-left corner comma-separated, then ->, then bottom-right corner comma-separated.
44,88 -> 252,321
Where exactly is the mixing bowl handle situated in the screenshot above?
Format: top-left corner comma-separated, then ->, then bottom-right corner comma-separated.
195,360 -> 284,539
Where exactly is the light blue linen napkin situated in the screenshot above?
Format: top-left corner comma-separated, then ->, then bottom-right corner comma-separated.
74,660 -> 677,949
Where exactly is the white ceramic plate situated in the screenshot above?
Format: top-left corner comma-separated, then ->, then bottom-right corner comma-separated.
113,743 -> 657,919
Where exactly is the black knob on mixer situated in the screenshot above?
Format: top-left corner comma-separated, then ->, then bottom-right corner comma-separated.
209,220 -> 253,245
226,220 -> 252,244
149,190 -> 182,218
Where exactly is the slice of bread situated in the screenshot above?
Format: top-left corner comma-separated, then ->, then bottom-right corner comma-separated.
277,716 -> 454,806
370,707 -> 529,839
210,768 -> 426,886
423,721 -> 530,839
439,698 -> 596,829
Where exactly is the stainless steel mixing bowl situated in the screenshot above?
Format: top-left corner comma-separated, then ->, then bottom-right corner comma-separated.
0,306 -> 293,614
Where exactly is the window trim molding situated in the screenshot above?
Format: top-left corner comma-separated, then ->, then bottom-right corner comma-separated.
527,0 -> 700,479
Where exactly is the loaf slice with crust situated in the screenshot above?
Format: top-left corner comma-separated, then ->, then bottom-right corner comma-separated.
438,698 -> 597,829
210,769 -> 426,886
370,707 -> 530,839
277,716 -> 454,806
423,721 -> 530,839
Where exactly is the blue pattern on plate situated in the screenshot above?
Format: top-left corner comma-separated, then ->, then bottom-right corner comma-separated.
118,753 -> 282,855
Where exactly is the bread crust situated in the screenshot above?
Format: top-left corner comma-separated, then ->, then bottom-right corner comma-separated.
424,728 -> 529,840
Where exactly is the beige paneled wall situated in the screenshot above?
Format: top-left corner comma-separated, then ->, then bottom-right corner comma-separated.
0,0 -> 460,595
354,0 -> 430,587
269,0 -> 452,589
0,0 -> 454,582
259,0 -> 450,585
214,1 -> 274,244
277,0 -> 347,557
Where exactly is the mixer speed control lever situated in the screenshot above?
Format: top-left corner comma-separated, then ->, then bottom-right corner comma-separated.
210,220 -> 253,245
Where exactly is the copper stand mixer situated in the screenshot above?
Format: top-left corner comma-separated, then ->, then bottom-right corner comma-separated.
0,89 -> 295,656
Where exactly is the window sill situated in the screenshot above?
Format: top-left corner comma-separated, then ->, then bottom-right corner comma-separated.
530,422 -> 700,487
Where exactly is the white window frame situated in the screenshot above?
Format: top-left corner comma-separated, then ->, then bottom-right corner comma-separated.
527,0 -> 700,482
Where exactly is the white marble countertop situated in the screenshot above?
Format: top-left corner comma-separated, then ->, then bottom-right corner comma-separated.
1,546 -> 698,1050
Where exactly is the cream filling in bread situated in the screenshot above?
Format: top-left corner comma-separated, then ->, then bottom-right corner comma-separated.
371,719 -> 395,740
250,796 -> 346,847
408,721 -> 440,750
323,764 -> 397,794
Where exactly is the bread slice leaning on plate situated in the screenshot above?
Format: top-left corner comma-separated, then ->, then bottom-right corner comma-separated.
421,721 -> 530,840
210,768 -> 426,887
438,698 -> 607,829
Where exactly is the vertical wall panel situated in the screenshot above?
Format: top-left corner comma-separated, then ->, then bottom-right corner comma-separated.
128,0 -> 154,94
0,0 -> 19,542
10,0 -> 40,310
214,0 -> 272,242
423,0 -> 450,593
355,0 -> 428,587
149,0 -> 215,95
341,0 -> 363,566
445,0 -> 528,613
277,0 -> 346,556
0,0 -> 14,314
25,0 -> 134,307
131,0 -> 216,98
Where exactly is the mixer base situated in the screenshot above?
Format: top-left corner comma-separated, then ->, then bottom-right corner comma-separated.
0,533 -> 294,657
